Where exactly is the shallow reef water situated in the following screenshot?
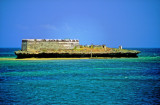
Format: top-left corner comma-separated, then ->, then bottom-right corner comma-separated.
0,48 -> 160,105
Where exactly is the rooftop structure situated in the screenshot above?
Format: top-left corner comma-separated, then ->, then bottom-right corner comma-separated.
22,39 -> 79,42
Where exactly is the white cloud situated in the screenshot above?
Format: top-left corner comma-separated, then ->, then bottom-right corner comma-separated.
16,24 -> 29,30
64,23 -> 72,31
40,24 -> 58,31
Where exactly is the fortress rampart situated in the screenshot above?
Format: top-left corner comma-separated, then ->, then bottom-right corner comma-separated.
22,39 -> 79,51
16,39 -> 140,58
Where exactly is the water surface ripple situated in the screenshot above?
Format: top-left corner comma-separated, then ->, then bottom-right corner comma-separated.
0,48 -> 160,105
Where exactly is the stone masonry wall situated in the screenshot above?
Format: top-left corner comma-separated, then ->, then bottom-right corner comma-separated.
22,39 -> 79,51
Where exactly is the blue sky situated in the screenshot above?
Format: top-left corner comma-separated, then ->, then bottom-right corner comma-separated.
0,0 -> 160,48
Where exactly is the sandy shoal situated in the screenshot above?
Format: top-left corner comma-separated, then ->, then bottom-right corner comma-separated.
0,58 -> 91,61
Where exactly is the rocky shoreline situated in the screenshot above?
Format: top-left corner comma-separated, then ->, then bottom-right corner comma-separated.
15,48 -> 140,58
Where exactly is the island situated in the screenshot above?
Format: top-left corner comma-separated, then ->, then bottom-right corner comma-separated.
15,39 -> 140,58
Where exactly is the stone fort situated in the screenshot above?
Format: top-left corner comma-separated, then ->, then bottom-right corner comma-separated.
22,39 -> 79,51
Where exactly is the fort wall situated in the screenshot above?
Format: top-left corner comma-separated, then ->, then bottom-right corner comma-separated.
22,39 -> 79,51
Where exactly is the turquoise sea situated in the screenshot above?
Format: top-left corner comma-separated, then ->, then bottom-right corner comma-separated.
0,48 -> 160,105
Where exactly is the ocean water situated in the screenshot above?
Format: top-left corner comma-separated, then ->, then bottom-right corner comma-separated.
0,48 -> 160,105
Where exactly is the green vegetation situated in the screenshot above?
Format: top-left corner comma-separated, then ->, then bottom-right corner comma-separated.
80,45 -> 83,48
91,45 -> 93,48
74,46 -> 77,50
15,46 -> 140,55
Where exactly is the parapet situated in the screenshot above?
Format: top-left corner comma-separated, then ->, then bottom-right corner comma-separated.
22,39 -> 79,42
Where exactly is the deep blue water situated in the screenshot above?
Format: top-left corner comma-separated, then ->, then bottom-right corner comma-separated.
0,48 -> 160,105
